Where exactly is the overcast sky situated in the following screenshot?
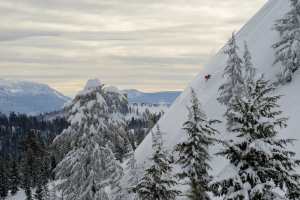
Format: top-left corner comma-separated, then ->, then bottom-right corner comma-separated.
0,0 -> 266,96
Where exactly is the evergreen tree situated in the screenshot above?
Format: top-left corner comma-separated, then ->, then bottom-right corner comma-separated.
35,183 -> 44,200
34,183 -> 49,200
0,157 -> 9,200
0,112 -> 68,180
132,127 -> 181,200
35,158 -> 50,200
23,164 -> 33,200
111,124 -> 132,162
126,151 -> 140,200
107,146 -> 124,200
54,84 -> 125,200
25,187 -> 33,200
273,0 -> 300,84
9,159 -> 20,195
49,155 -> 57,181
55,136 -> 117,200
151,125 -> 163,152
218,33 -> 244,106
113,150 -> 142,200
211,76 -> 300,199
21,130 -> 49,200
218,33 -> 244,129
174,89 -> 219,200
243,42 -> 256,86
127,151 -> 140,189
21,131 -> 47,188
49,183 -> 58,200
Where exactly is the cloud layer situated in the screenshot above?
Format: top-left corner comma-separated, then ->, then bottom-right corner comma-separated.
0,0 -> 266,96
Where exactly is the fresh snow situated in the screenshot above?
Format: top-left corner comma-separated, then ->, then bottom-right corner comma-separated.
6,190 -> 26,200
212,164 -> 239,184
135,0 -> 300,193
123,89 -> 181,105
6,0 -> 300,199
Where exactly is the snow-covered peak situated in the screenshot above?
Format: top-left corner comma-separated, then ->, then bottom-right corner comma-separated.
0,79 -> 70,114
84,78 -> 102,91
0,79 -> 61,97
77,78 -> 103,96
123,89 -> 181,105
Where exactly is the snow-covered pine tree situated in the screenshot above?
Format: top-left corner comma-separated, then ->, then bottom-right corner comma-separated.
22,163 -> 33,200
152,125 -> 163,152
218,33 -> 244,106
132,127 -> 181,200
49,183 -> 58,200
273,0 -> 300,84
0,157 -> 8,200
106,146 -> 124,200
125,151 -> 140,200
243,42 -> 256,87
211,76 -> 300,200
54,83 -> 125,200
53,83 -> 131,162
115,149 -> 141,200
127,152 -> 139,188
174,88 -> 219,200
35,162 -> 50,200
9,159 -> 20,195
35,183 -> 49,200
218,33 -> 244,130
35,146 -> 51,200
110,124 -> 132,162
21,130 -> 47,200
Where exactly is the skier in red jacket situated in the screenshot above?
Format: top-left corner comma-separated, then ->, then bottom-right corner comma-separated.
204,74 -> 211,81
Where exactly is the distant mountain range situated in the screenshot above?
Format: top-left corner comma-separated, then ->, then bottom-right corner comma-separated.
0,79 -> 70,115
0,79 -> 181,115
123,89 -> 181,105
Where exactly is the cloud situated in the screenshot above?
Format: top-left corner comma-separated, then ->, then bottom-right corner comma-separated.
0,0 -> 267,96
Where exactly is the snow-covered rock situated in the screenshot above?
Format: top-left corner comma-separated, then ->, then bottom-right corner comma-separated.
0,79 -> 70,115
77,78 -> 103,96
105,86 -> 121,94
84,78 -> 102,91
135,0 -> 299,186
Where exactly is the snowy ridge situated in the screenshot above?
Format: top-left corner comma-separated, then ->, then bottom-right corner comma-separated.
0,79 -> 70,115
135,0 -> 298,182
0,79 -> 67,98
123,89 -> 181,105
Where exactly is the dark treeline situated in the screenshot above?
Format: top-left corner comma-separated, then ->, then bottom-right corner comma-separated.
0,112 -> 68,199
127,109 -> 163,149
0,107 -> 162,199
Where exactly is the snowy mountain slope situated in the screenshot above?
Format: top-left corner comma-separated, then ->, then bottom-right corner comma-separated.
135,0 -> 298,179
123,89 -> 181,105
0,79 -> 70,115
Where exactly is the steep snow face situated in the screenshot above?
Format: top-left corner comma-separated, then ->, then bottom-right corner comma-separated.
135,0 -> 298,177
123,89 -> 181,105
0,79 -> 70,115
